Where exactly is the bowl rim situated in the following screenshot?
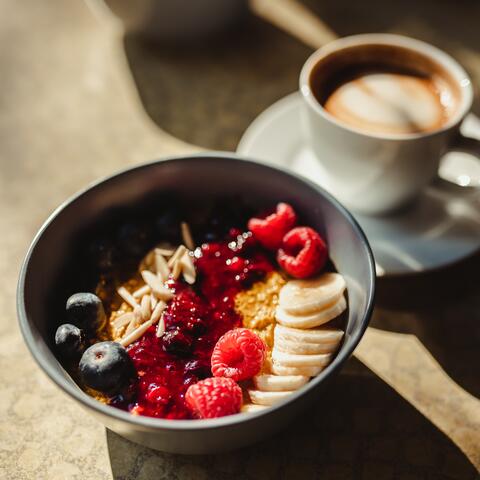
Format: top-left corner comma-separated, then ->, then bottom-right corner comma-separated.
17,152 -> 375,431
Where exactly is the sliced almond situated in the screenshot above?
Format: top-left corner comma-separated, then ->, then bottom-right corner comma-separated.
168,245 -> 187,268
155,247 -> 175,257
181,222 -> 195,250
134,304 -> 143,322
124,311 -> 139,336
132,284 -> 150,299
156,288 -> 174,302
150,300 -> 166,324
150,293 -> 158,309
154,250 -> 170,280
171,260 -> 182,280
112,311 -> 134,329
141,270 -> 162,291
120,319 -> 154,347
139,249 -> 155,272
124,319 -> 136,336
180,252 -> 196,285
140,295 -> 151,321
156,313 -> 166,338
117,286 -> 139,309
141,270 -> 174,301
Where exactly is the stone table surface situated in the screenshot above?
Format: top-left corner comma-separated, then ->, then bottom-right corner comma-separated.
0,0 -> 479,479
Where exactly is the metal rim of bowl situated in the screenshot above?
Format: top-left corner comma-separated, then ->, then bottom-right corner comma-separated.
17,152 -> 376,432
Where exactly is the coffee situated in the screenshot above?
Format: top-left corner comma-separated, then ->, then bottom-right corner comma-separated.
323,69 -> 454,134
309,45 -> 460,136
301,35 -> 475,215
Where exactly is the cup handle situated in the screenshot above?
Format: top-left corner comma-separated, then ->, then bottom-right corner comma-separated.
431,132 -> 480,194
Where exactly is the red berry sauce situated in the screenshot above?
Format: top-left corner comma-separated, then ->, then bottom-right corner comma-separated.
121,230 -> 273,419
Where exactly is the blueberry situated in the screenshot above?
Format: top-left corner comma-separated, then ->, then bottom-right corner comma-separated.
210,197 -> 252,232
154,210 -> 181,242
55,324 -> 85,359
79,341 -> 136,395
203,231 -> 220,243
117,223 -> 151,257
87,237 -> 117,271
66,293 -> 106,332
109,382 -> 137,407
162,330 -> 192,356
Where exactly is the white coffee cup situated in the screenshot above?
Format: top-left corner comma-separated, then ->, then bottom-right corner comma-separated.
300,34 -> 479,215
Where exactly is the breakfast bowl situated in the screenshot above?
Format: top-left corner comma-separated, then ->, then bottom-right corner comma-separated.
17,153 -> 375,454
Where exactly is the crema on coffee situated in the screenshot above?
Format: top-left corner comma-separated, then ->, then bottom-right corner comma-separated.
310,45 -> 460,136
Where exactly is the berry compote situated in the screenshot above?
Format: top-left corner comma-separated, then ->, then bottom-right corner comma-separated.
122,230 -> 273,419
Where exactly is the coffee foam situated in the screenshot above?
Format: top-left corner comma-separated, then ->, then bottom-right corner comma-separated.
324,72 -> 452,134
309,44 -> 460,136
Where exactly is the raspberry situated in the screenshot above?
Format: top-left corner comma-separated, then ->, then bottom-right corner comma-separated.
277,227 -> 327,278
185,377 -> 242,419
211,328 -> 266,381
146,385 -> 170,404
248,203 -> 297,250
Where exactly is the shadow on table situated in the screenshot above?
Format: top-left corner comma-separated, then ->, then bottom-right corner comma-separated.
374,250 -> 480,399
106,359 -> 477,480
123,14 -> 310,152
122,0 -> 480,152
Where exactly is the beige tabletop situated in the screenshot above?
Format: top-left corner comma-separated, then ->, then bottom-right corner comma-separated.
1,0 -> 479,479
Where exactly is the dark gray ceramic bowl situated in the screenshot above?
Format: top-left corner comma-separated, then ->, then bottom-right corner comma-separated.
17,153 -> 375,454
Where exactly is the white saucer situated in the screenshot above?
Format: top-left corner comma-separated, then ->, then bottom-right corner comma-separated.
237,92 -> 480,276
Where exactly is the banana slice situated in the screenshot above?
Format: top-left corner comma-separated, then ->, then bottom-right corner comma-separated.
274,336 -> 340,355
248,390 -> 295,406
276,296 -> 346,329
272,349 -> 332,367
253,374 -> 309,392
278,273 -> 346,315
275,324 -> 344,345
271,363 -> 323,376
241,403 -> 269,413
